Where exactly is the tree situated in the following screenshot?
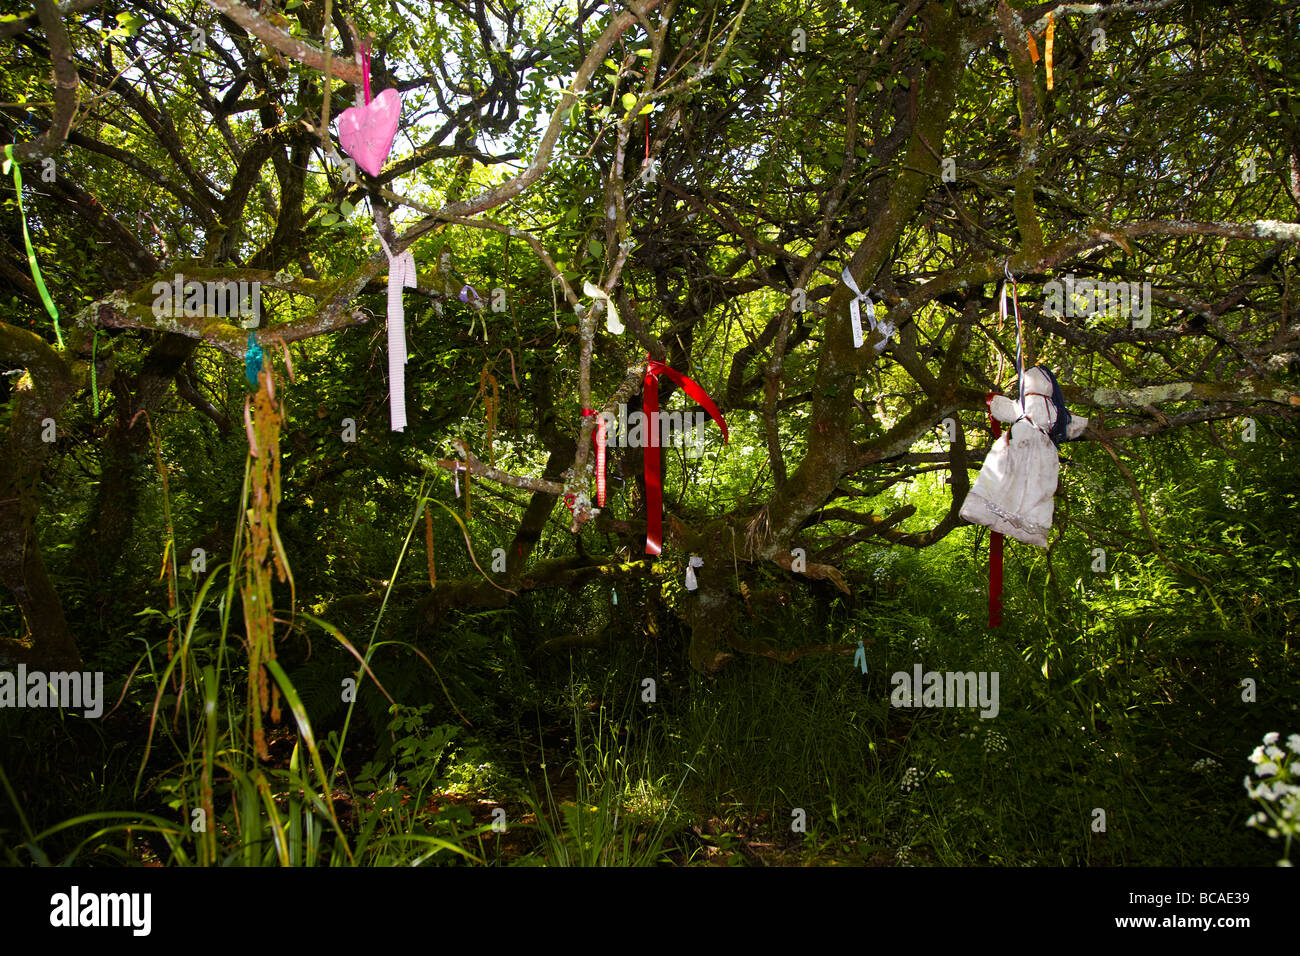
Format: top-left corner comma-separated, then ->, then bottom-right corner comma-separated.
2,0 -> 1297,673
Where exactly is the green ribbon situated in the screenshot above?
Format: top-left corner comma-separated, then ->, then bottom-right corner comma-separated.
91,329 -> 99,414
3,143 -> 65,349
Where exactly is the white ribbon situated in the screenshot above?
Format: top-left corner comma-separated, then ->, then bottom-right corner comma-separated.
583,280 -> 625,335
842,267 -> 892,353
685,555 -> 704,591
873,318 -> 895,353
376,229 -> 418,431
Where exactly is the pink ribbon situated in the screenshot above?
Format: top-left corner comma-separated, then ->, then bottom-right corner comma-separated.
582,408 -> 607,506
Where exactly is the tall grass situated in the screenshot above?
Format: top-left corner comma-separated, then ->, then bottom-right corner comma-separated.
521,667 -> 693,866
1,453 -> 489,866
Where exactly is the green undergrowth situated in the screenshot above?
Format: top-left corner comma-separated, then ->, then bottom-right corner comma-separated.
2,425 -> 1295,866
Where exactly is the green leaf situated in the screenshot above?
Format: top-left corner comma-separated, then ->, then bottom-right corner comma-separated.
621,93 -> 637,111
320,213 -> 340,226
339,200 -> 355,218
639,103 -> 654,115
635,48 -> 652,58
119,12 -> 145,35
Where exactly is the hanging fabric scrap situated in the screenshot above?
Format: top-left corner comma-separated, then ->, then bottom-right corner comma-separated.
336,44 -> 401,178
841,267 -> 893,353
376,228 -> 417,431
583,280 -> 625,335
642,356 -> 729,555
685,555 -> 703,591
3,145 -> 65,348
581,408 -> 607,506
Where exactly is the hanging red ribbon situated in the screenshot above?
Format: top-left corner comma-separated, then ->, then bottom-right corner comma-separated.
642,356 -> 729,555
985,390 -> 1003,628
581,408 -> 607,506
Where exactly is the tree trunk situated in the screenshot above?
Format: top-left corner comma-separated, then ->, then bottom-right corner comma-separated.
0,323 -> 81,667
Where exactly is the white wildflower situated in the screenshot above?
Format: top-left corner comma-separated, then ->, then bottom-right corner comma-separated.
1263,732 -> 1280,745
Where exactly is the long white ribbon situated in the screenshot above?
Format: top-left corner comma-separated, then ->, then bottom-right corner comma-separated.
583,280 -> 625,335
842,267 -> 892,353
377,229 -> 418,431
1001,270 -> 1025,415
685,555 -> 704,591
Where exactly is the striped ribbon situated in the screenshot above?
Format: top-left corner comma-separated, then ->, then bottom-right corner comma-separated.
581,408 -> 607,506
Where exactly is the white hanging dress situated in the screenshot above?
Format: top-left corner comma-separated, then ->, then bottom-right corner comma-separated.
960,366 -> 1088,548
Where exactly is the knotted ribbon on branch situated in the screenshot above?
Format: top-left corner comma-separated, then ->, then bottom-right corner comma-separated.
841,267 -> 894,352
583,280 -> 625,335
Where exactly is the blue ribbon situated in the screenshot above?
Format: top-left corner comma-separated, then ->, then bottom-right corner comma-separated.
245,331 -> 263,389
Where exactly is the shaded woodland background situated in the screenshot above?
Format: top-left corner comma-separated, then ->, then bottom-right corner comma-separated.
1,0 -> 1298,865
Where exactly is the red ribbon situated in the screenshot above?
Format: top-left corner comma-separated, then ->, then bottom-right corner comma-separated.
581,408 -> 606,507
985,390 -> 1003,628
642,357 -> 729,555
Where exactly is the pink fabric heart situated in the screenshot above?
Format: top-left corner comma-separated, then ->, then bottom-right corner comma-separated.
337,88 -> 401,177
